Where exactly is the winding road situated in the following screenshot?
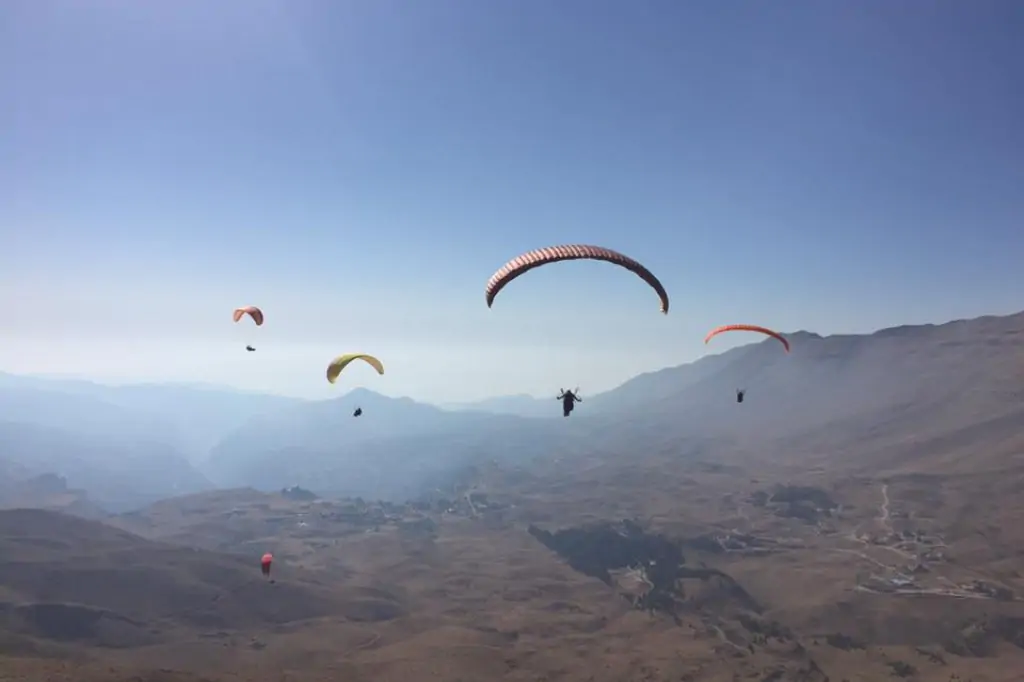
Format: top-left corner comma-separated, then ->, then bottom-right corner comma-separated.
855,584 -> 994,600
878,483 -> 892,532
846,482 -> 998,601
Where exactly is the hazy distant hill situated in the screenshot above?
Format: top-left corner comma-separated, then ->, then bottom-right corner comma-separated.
0,375 -> 298,510
5,309 -> 1024,506
0,373 -> 302,463
205,388 -> 581,498
443,393 -> 559,418
0,380 -> 180,452
0,419 -> 212,512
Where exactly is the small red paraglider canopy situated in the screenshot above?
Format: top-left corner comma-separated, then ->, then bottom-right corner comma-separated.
260,552 -> 273,577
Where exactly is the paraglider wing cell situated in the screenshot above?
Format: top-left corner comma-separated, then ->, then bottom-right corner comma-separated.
233,306 -> 265,326
326,354 -> 385,384
485,244 -> 669,314
704,324 -> 790,352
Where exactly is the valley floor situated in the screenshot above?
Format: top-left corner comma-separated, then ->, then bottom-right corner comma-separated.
4,459 -> 1024,682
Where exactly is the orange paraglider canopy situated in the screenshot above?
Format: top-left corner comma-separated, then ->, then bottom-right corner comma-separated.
233,306 -> 264,326
704,324 -> 790,352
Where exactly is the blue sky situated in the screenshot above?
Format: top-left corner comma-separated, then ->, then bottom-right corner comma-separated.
2,0 -> 1022,402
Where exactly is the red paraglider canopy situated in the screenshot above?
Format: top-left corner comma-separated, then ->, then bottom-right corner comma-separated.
260,552 -> 273,577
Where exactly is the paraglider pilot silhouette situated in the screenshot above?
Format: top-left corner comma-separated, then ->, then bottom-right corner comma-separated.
736,389 -> 745,404
556,388 -> 581,417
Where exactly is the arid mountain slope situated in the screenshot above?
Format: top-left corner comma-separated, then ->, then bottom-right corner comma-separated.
0,509 -> 403,651
0,473 -> 107,520
581,311 -> 1024,475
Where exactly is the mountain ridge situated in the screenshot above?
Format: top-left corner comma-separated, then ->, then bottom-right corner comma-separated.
3,308 -> 1024,507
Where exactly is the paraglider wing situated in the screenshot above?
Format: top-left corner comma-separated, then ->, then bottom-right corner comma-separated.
233,306 -> 264,326
326,354 -> 385,384
485,245 -> 669,314
704,324 -> 790,352
260,552 -> 273,577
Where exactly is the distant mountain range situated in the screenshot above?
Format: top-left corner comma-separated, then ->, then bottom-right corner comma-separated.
442,394 -> 558,418
3,309 -> 1024,512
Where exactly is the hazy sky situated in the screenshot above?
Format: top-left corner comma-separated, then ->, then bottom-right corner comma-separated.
2,1 -> 1022,403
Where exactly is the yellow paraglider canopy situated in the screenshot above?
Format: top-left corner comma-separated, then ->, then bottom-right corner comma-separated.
326,354 -> 384,384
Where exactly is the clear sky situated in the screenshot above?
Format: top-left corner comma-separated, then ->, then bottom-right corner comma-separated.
2,1 -> 1022,403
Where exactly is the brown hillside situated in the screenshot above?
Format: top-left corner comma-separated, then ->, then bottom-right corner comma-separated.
587,310 -> 1024,476
0,509 -> 404,652
0,474 -> 108,521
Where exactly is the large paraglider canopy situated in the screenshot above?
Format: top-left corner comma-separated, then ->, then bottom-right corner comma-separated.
233,306 -> 264,326
485,244 -> 670,314
326,354 -> 385,384
704,324 -> 790,352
